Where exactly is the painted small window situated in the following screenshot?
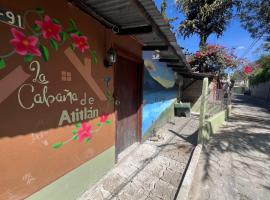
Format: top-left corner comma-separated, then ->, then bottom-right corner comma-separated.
61,71 -> 72,81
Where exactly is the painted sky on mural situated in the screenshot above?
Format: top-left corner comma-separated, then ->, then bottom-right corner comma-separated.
154,0 -> 265,63
143,51 -> 175,88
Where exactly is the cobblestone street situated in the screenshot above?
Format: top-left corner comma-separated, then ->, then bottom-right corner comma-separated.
79,116 -> 199,200
188,95 -> 270,200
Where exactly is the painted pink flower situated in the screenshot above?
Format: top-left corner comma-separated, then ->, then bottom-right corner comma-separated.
244,66 -> 253,74
77,123 -> 92,142
71,34 -> 89,53
35,15 -> 62,42
100,114 -> 109,123
10,28 -> 41,56
195,51 -> 201,58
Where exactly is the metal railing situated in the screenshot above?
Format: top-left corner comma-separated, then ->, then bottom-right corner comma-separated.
206,88 -> 232,117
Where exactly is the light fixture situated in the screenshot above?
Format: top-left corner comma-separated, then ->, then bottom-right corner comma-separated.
104,47 -> 117,68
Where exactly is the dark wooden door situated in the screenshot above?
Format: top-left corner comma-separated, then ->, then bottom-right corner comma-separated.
114,54 -> 141,156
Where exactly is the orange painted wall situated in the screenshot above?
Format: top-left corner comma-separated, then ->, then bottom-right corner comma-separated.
0,0 -> 141,199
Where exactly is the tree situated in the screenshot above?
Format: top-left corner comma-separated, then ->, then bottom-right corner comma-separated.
187,44 -> 241,73
249,55 -> 270,85
160,0 -> 167,19
175,0 -> 238,47
239,0 -> 270,51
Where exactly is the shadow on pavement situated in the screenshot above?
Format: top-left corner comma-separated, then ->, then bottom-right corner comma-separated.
202,95 -> 270,181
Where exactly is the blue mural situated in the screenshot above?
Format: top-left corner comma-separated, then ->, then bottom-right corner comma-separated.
142,52 -> 177,137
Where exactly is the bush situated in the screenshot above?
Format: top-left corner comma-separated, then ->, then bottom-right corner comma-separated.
249,55 -> 270,85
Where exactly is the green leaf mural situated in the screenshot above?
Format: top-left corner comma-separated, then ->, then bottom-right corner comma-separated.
52,18 -> 61,25
76,123 -> 81,128
24,55 -> 34,62
39,44 -> 49,61
52,142 -> 63,149
91,51 -> 97,64
33,24 -> 40,31
72,135 -> 79,141
67,19 -> 77,33
0,59 -> 6,70
35,8 -> 45,15
50,39 -> 59,50
71,43 -> 75,51
60,32 -> 67,43
83,138 -> 91,144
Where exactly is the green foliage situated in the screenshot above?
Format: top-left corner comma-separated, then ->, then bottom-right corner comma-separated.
239,0 -> 270,52
175,0 -> 238,47
160,0 -> 167,18
239,0 -> 270,39
249,55 -> 270,85
231,70 -> 247,81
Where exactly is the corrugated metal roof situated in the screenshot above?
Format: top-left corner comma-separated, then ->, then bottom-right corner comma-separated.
73,0 -> 191,72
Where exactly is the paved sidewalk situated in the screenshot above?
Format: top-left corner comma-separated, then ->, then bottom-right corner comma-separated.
188,95 -> 270,200
79,116 -> 199,200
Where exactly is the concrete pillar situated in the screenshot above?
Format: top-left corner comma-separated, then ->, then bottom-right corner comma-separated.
198,78 -> 208,145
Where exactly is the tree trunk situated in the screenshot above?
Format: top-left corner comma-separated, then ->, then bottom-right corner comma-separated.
199,34 -> 207,48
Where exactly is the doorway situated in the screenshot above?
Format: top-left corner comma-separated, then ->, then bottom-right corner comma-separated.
114,49 -> 143,159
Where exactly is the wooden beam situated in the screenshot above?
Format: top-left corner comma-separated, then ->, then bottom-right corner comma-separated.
167,64 -> 185,68
159,58 -> 179,63
172,68 -> 189,72
176,72 -> 214,79
142,45 -> 169,51
117,25 -> 152,35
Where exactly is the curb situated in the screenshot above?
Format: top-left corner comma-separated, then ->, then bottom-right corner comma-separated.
176,144 -> 202,200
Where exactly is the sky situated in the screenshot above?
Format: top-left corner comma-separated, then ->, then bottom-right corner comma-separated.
154,0 -> 265,63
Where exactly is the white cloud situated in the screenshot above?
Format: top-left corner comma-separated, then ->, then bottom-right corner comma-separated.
237,46 -> 246,50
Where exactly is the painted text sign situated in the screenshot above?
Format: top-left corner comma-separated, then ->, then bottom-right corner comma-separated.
0,7 -> 23,28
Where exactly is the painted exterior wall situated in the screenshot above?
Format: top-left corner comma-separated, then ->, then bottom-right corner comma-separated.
0,0 -> 141,199
182,80 -> 203,104
250,81 -> 270,100
142,52 -> 176,140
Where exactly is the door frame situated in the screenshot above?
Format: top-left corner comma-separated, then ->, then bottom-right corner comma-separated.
113,44 -> 143,160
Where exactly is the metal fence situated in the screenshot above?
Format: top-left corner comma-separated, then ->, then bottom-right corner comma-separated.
206,88 -> 233,118
198,78 -> 233,144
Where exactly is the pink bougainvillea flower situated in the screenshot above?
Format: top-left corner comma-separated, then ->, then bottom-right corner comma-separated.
195,51 -> 201,58
35,15 -> 62,42
71,34 -> 89,53
244,66 -> 253,74
10,28 -> 41,56
208,45 -> 216,50
77,123 -> 92,142
100,114 -> 109,123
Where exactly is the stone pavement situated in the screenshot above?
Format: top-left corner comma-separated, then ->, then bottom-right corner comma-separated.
79,116 -> 199,200
188,95 -> 270,200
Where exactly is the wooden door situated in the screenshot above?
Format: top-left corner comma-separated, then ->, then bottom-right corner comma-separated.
114,53 -> 142,157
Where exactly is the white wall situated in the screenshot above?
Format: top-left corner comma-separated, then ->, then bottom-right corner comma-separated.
250,81 -> 270,100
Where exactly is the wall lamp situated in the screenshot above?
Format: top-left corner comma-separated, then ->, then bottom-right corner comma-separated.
104,47 -> 117,68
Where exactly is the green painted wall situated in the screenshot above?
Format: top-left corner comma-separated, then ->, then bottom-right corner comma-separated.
142,99 -> 176,142
202,106 -> 231,139
26,146 -> 115,200
191,95 -> 202,113
205,110 -> 227,135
